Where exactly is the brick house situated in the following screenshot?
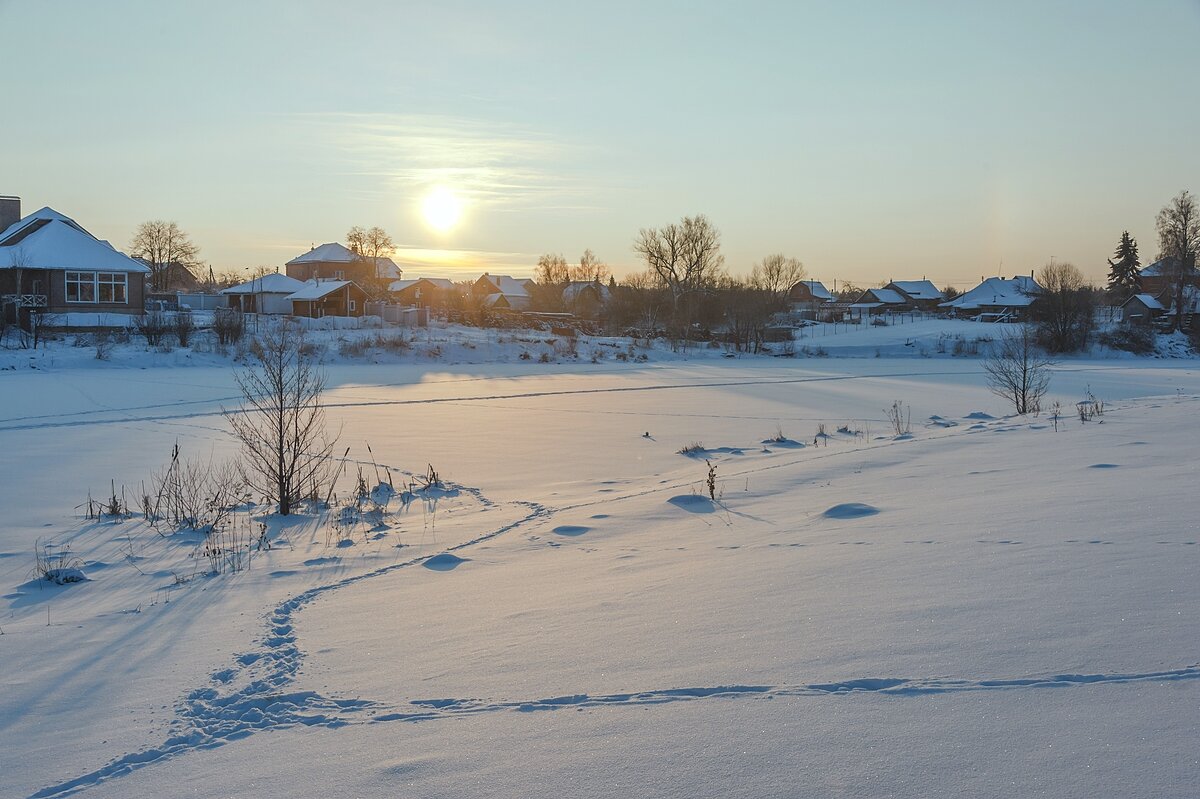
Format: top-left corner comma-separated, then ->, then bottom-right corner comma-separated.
0,198 -> 149,330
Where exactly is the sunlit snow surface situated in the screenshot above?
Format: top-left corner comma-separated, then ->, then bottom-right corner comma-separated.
1,343 -> 1198,798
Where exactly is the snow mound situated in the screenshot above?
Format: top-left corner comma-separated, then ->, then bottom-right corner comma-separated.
553,525 -> 590,536
927,415 -> 957,428
823,502 -> 880,519
761,437 -> 805,448
964,411 -> 995,420
44,567 -> 87,585
423,553 -> 468,571
1088,463 -> 1120,469
668,495 -> 716,513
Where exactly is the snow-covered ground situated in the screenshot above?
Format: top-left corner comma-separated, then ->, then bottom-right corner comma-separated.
1,324 -> 1198,798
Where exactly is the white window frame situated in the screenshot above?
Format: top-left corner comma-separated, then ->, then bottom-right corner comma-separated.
97,272 -> 128,304
348,299 -> 356,313
334,270 -> 346,280
65,271 -> 97,303
65,271 -> 128,304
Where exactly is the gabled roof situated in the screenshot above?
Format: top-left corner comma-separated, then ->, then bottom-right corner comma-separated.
221,273 -> 308,295
0,207 -> 150,273
887,280 -> 943,301
389,277 -> 455,293
941,276 -> 1041,310
1139,257 -> 1193,277
563,281 -> 611,303
287,279 -> 358,301
1122,293 -> 1165,311
862,287 -> 907,304
476,273 -> 533,297
789,279 -> 832,301
287,242 -> 401,279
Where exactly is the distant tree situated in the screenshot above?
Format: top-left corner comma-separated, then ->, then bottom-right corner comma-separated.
530,253 -> 570,311
346,226 -> 397,292
941,285 -> 961,301
983,326 -> 1052,415
749,254 -> 806,297
226,323 -> 338,516
634,215 -> 724,338
833,283 -> 862,303
1032,261 -> 1095,353
571,249 -> 611,283
534,253 -> 570,286
719,276 -> 782,353
128,221 -> 202,292
1105,231 -> 1141,301
1155,190 -> 1200,331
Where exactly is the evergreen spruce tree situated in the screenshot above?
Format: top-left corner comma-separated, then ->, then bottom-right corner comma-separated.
1106,231 -> 1141,301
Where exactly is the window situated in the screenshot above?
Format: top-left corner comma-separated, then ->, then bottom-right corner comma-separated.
334,270 -> 345,280
97,273 -> 127,303
65,272 -> 129,304
66,271 -> 96,303
348,299 -> 356,312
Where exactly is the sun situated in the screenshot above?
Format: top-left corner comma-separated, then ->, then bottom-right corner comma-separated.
421,186 -> 463,233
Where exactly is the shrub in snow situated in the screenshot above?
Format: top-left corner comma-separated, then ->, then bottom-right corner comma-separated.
983,326 -> 1052,415
33,539 -> 87,585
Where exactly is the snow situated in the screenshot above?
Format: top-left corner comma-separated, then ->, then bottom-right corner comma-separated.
942,276 -> 1041,310
0,207 -> 150,273
285,279 -> 354,300
791,279 -> 832,300
220,274 -> 307,295
0,327 -> 1198,798
860,287 -> 906,304
888,279 -> 942,300
286,243 -> 401,279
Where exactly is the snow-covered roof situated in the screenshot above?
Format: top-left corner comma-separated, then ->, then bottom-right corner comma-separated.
388,277 -> 455,293
286,242 -> 401,279
477,274 -> 532,297
1139,257 -> 1193,277
941,276 -> 1041,310
221,273 -> 308,295
563,281 -> 611,303
0,207 -> 150,273
287,280 -> 356,301
790,280 -> 832,301
888,280 -> 943,301
1123,293 -> 1165,311
864,288 -> 907,304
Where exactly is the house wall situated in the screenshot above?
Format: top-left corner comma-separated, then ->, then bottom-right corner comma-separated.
286,260 -> 374,284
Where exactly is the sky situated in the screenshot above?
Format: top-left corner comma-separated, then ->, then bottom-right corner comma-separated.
3,0 -> 1198,287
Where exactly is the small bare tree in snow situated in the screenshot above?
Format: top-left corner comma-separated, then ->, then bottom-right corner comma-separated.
227,322 -> 338,515
983,326 -> 1052,415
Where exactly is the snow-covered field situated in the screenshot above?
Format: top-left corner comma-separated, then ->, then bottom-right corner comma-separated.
1,324 -> 1198,798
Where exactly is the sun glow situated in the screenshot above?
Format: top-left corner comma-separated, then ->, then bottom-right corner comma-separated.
421,186 -> 464,233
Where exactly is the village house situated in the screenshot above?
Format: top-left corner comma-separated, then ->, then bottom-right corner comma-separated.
1120,293 -> 1166,326
940,275 -> 1042,320
220,273 -> 308,314
287,279 -> 367,318
285,242 -> 401,286
472,273 -> 535,311
1137,257 -> 1198,298
562,280 -> 611,318
388,277 -> 456,308
0,197 -> 150,330
849,287 -> 909,316
884,280 -> 944,311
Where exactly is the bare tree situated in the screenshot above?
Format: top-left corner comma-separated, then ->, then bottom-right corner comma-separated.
1032,261 -> 1095,353
226,323 -> 338,515
347,226 -> 397,283
571,249 -> 611,283
634,215 -> 724,339
534,252 -> 569,286
1155,190 -> 1199,331
749,254 -> 806,297
983,326 -> 1052,415
128,221 -> 202,292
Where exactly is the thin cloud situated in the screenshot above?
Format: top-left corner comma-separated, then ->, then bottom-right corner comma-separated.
300,113 -> 604,210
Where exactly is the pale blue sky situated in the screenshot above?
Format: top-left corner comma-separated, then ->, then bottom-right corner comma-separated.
3,0 -> 1197,286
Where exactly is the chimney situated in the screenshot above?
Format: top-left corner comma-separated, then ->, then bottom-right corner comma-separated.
0,195 -> 20,232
